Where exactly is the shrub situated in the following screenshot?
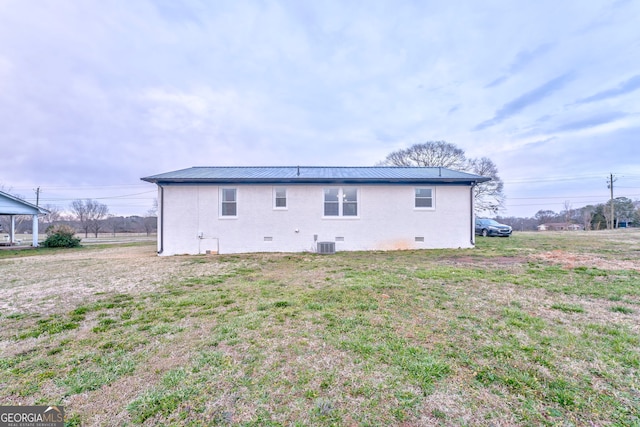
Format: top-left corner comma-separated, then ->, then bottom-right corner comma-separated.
43,225 -> 81,248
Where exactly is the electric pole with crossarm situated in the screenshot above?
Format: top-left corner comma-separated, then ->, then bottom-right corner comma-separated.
607,174 -> 616,229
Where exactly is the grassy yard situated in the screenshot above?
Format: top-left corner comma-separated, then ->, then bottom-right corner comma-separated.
1,231 -> 639,426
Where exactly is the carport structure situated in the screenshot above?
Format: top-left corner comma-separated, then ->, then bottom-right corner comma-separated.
0,190 -> 49,247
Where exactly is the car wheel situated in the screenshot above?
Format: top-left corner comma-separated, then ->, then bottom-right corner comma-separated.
481,229 -> 489,237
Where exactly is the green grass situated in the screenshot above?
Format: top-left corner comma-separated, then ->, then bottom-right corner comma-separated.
1,230 -> 639,425
550,302 -> 585,313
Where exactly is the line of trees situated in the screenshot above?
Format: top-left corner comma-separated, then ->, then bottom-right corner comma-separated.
46,199 -> 157,237
497,197 -> 640,231
2,197 -> 157,236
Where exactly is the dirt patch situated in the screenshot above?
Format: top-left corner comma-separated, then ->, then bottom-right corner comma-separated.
441,255 -> 527,266
532,250 -> 640,271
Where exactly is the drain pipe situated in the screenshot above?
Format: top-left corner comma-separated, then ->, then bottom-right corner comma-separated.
470,182 -> 476,246
158,184 -> 164,255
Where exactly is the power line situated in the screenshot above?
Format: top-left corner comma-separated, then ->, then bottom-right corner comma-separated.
38,190 -> 156,201
10,184 -> 150,190
507,192 -> 640,201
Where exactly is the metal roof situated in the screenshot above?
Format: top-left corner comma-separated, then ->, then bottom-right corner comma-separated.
141,166 -> 491,185
0,190 -> 50,215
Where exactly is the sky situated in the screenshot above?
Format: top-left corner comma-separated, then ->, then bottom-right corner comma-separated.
1,0 -> 639,218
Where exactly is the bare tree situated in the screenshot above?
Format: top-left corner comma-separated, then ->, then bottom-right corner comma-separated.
562,200 -> 573,223
70,199 -> 109,238
148,199 -> 158,217
380,141 -> 467,170
143,216 -> 157,236
380,142 -> 505,214
42,204 -> 62,225
467,157 -> 505,214
603,201 -> 613,230
70,200 -> 89,237
581,206 -> 594,231
106,215 -> 124,237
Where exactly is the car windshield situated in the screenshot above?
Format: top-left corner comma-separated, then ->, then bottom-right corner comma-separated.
483,219 -> 501,226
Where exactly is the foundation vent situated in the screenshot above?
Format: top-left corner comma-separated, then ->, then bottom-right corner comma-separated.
317,241 -> 336,255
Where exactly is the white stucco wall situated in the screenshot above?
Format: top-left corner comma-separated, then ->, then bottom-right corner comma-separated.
157,184 -> 474,255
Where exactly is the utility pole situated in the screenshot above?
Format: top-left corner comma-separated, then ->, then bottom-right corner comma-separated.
34,187 -> 40,207
607,174 -> 616,229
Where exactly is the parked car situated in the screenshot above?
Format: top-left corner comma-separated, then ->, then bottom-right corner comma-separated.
475,218 -> 512,237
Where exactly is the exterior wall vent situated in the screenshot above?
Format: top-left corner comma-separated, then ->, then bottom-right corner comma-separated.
317,241 -> 336,254
264,236 -> 273,241
415,236 -> 425,242
335,236 -> 345,242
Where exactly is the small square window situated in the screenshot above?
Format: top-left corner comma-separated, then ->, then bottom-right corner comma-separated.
415,188 -> 433,208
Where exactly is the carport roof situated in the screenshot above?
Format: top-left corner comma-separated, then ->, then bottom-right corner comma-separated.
141,166 -> 491,185
0,190 -> 50,215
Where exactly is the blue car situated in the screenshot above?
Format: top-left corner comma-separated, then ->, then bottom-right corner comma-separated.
475,218 -> 512,237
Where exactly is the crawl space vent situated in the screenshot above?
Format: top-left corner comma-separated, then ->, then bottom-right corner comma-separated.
317,241 -> 336,254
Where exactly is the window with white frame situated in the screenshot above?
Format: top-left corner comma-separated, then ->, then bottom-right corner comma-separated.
324,187 -> 358,217
415,188 -> 434,209
274,187 -> 287,209
221,188 -> 237,216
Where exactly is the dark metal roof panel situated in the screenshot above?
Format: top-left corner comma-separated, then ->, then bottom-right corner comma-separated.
141,166 -> 490,183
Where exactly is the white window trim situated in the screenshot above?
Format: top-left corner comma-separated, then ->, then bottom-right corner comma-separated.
414,187 -> 435,211
322,187 -> 360,219
273,187 -> 288,210
219,187 -> 238,219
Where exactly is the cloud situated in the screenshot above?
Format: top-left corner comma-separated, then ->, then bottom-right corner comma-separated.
151,0 -> 203,25
549,111 -> 628,132
574,74 -> 640,104
1,1 -> 639,219
485,75 -> 507,89
484,43 -> 554,88
474,72 -> 575,131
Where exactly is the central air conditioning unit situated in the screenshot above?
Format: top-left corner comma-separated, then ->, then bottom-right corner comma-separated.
317,241 -> 336,255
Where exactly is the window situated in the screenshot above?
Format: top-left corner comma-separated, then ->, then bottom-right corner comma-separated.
221,188 -> 237,216
274,187 -> 287,209
324,188 -> 339,216
324,187 -> 358,217
342,188 -> 358,216
415,188 -> 434,209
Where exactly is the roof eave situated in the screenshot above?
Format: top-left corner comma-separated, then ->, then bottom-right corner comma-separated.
141,177 -> 491,185
0,190 -> 50,214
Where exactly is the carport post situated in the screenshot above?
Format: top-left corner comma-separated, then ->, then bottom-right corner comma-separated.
10,215 -> 15,244
32,215 -> 39,247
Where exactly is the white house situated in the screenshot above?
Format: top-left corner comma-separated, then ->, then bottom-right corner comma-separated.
141,166 -> 490,255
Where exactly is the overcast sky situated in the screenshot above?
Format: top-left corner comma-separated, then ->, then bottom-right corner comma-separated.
1,0 -> 639,217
